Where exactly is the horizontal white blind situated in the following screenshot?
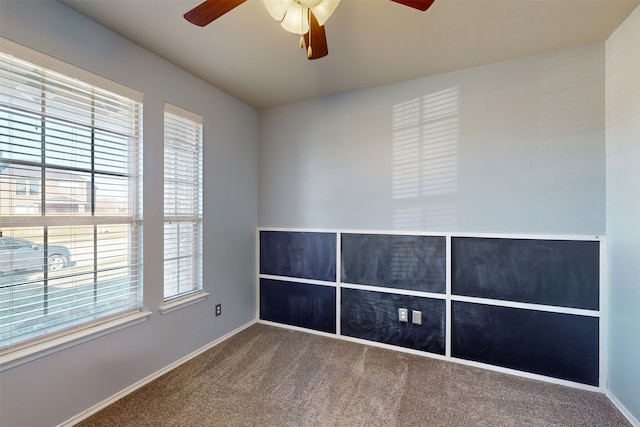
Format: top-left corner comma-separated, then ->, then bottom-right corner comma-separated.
164,105 -> 202,300
0,42 -> 142,351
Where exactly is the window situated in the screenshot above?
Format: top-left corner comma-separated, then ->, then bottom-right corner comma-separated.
163,104 -> 202,301
0,39 -> 143,351
14,178 -> 39,196
14,178 -> 26,195
29,179 -> 40,196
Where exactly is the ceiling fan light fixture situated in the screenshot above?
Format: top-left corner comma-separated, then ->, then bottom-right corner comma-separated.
263,0 -> 341,35
280,3 -> 310,34
308,0 -> 340,26
185,0 -> 433,61
263,0 -> 294,21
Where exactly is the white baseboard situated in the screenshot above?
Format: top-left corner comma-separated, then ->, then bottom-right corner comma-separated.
607,390 -> 640,427
57,320 -> 256,427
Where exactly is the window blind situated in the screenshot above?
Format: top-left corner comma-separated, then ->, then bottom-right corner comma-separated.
0,39 -> 143,352
163,104 -> 202,301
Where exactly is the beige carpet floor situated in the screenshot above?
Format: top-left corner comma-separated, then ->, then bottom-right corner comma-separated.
76,323 -> 630,426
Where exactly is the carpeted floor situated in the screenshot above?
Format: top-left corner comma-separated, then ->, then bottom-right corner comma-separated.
76,323 -> 630,426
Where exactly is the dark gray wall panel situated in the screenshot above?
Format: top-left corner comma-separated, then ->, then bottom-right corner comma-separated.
260,279 -> 336,333
341,234 -> 446,293
260,231 -> 336,281
341,288 -> 445,354
452,301 -> 599,386
452,237 -> 600,309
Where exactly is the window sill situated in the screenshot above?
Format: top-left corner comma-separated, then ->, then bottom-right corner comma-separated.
159,292 -> 210,315
0,311 -> 152,372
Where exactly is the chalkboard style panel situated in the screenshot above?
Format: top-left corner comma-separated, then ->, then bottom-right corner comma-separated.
452,237 -> 599,310
260,279 -> 336,333
452,301 -> 599,385
341,234 -> 446,293
341,288 -> 445,354
260,231 -> 336,282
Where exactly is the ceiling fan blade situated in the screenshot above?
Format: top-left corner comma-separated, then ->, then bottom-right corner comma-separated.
304,12 -> 328,60
184,0 -> 247,27
390,0 -> 435,12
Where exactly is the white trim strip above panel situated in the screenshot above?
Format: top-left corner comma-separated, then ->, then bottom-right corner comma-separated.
258,227 -> 341,233
450,232 -> 603,241
450,295 -> 600,317
259,274 -> 337,288
257,227 -> 604,242
340,283 -> 446,300
339,229 -> 450,237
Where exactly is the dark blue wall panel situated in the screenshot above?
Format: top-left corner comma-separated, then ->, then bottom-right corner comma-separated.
260,279 -> 336,333
341,233 -> 446,293
341,288 -> 445,354
452,237 -> 600,309
259,230 -> 601,386
452,301 -> 599,386
260,231 -> 336,282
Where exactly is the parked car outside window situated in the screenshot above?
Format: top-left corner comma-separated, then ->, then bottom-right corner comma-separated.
0,236 -> 76,274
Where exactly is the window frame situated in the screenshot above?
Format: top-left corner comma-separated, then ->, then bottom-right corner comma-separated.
0,38 -> 145,356
162,103 -> 204,305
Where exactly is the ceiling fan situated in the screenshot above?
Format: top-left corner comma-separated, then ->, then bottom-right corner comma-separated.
184,0 -> 435,60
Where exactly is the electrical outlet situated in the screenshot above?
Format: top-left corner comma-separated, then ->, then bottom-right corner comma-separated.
215,304 -> 222,317
398,308 -> 408,322
412,310 -> 422,325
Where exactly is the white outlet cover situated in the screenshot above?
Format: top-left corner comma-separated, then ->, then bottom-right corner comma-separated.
412,310 -> 422,325
398,308 -> 408,322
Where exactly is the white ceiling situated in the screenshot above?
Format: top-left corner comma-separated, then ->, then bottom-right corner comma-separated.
59,0 -> 639,109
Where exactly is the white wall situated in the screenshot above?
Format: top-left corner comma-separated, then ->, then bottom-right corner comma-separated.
606,4 -> 640,422
0,2 -> 257,426
259,44 -> 606,235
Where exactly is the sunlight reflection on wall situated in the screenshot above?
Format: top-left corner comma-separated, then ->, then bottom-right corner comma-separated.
392,88 -> 459,230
